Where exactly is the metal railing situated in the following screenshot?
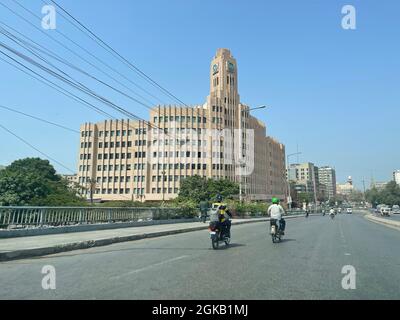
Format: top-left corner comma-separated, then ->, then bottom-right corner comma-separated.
0,206 -> 194,229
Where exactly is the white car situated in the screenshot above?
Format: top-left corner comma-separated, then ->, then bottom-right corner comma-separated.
392,205 -> 400,214
380,207 -> 391,216
346,208 -> 352,214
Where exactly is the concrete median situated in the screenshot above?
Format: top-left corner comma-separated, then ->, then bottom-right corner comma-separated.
364,214 -> 400,230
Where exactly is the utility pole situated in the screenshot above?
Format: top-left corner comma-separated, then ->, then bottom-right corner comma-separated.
161,170 -> 166,204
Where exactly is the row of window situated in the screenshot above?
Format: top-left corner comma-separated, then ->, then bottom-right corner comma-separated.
152,151 -> 224,158
98,141 -> 146,148
81,129 -> 147,138
97,152 -> 145,160
94,188 -> 180,195
153,116 -> 207,124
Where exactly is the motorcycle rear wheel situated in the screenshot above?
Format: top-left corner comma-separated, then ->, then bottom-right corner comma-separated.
212,239 -> 219,250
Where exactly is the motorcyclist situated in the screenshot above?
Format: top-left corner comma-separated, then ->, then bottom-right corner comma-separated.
267,197 -> 286,235
211,194 -> 232,238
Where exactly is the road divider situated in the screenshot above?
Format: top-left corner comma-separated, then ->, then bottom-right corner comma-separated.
364,214 -> 400,230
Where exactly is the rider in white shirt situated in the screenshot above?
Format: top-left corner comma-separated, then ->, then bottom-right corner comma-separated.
268,197 -> 286,234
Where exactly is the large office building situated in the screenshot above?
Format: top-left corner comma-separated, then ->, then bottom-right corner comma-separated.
318,166 -> 337,199
77,49 -> 286,202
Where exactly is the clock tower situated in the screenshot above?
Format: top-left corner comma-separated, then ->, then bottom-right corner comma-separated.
207,48 -> 241,181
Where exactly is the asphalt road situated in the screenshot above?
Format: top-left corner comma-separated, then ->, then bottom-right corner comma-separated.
1,212 -> 399,300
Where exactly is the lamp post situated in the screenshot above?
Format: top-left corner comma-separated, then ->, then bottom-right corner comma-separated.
239,105 -> 268,202
286,152 -> 302,210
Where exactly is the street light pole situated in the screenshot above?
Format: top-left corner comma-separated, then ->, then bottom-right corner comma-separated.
239,105 -> 268,202
286,152 -> 302,210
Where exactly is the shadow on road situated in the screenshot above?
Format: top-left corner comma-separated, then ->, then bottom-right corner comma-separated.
280,238 -> 296,243
210,243 -> 246,250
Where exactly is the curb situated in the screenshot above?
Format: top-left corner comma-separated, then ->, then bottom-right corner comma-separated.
0,215 -> 304,262
364,214 -> 400,231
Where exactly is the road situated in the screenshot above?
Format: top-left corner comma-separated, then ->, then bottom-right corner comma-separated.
1,212 -> 399,299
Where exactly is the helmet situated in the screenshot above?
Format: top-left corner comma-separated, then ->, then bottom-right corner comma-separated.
272,197 -> 279,204
216,194 -> 223,202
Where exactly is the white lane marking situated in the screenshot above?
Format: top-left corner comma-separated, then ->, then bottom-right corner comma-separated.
345,253 -> 351,256
110,255 -> 189,280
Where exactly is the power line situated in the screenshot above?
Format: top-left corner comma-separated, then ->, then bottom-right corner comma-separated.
0,1 -> 161,108
0,24 -> 155,112
47,0 -> 190,107
0,104 -> 79,133
0,122 -> 75,174
10,0 -> 166,106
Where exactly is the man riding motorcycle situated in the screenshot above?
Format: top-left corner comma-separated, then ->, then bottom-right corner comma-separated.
211,194 -> 232,238
268,197 -> 286,235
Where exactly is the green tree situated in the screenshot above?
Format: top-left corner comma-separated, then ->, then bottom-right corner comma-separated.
0,158 -> 85,206
177,176 -> 239,203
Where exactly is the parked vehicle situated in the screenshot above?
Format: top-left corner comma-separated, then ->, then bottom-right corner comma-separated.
347,208 -> 353,214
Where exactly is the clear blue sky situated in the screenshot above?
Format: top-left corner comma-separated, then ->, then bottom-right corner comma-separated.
0,0 -> 399,189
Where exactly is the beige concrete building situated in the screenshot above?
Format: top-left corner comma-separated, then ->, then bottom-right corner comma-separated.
77,49 -> 286,202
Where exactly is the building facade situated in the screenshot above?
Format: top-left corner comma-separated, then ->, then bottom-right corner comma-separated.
337,176 -> 355,196
287,162 -> 319,196
394,170 -> 400,185
77,49 -> 286,202
318,166 -> 337,199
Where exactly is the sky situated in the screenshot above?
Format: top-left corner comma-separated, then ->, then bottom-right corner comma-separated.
0,0 -> 399,190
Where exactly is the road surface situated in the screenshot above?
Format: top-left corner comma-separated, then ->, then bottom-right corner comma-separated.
1,212 -> 399,299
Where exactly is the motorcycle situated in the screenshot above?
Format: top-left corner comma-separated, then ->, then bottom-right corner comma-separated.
209,221 -> 230,249
270,219 -> 283,243
330,213 -> 335,219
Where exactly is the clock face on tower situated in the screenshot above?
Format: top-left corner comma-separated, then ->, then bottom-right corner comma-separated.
227,61 -> 235,73
212,63 -> 219,74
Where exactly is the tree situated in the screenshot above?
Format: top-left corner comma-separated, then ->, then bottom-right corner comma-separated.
365,182 -> 400,207
0,158 -> 85,206
177,175 -> 239,203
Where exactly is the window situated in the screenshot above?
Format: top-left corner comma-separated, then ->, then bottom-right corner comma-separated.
127,141 -> 131,147
116,130 -> 120,137
127,164 -> 131,170
99,142 -> 103,148
126,176 -> 130,182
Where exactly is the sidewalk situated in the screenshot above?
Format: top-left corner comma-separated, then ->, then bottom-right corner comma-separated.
0,217 -> 285,261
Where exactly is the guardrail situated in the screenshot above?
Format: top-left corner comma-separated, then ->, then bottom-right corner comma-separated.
0,206 -> 193,229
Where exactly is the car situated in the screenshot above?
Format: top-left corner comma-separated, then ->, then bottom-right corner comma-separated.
380,207 -> 391,216
346,208 -> 352,214
392,205 -> 400,214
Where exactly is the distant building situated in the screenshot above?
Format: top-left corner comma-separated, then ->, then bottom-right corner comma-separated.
318,166 -> 337,199
0,165 -> 5,171
337,176 -> 355,196
372,181 -> 388,191
61,174 -> 78,188
287,162 -> 319,197
394,170 -> 400,185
